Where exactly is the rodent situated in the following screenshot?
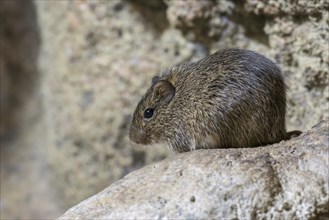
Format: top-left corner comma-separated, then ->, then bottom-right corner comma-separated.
129,48 -> 301,153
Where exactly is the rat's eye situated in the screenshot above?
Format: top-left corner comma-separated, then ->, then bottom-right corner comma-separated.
143,108 -> 154,119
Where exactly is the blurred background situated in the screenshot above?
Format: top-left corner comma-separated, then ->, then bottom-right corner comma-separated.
0,0 -> 328,219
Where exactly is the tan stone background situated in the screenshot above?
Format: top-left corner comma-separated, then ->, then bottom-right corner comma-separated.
0,0 -> 328,219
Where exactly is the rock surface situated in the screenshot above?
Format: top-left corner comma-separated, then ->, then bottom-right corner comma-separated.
59,120 -> 329,219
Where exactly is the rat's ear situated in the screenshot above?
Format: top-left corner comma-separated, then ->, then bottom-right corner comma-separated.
152,80 -> 175,104
152,76 -> 160,85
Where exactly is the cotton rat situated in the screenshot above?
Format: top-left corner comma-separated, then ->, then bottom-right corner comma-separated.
129,48 -> 301,153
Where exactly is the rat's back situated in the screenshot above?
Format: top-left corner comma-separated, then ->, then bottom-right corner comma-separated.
161,48 -> 287,151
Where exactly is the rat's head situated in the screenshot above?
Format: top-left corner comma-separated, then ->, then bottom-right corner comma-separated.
129,77 -> 176,145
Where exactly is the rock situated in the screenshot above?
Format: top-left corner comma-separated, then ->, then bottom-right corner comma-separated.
59,120 -> 329,219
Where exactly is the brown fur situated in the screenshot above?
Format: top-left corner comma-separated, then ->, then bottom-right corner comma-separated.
129,48 -> 299,153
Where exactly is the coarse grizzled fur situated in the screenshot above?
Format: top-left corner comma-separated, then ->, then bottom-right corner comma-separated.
130,48 -> 297,153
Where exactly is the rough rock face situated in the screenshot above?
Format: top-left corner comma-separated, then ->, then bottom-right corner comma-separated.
59,120 -> 329,219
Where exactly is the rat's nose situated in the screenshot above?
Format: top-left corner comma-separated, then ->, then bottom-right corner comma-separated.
129,127 -> 150,145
